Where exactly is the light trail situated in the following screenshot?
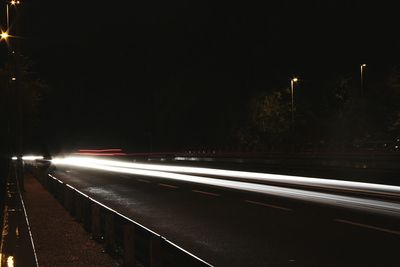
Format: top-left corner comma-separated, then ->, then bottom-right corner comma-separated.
51,156 -> 400,198
51,157 -> 400,217
12,156 -> 44,161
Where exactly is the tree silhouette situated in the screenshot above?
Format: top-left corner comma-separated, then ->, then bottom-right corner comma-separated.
0,56 -> 47,156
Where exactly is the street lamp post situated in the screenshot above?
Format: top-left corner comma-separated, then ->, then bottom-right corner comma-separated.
360,64 -> 367,96
2,0 -> 24,190
290,77 -> 299,126
7,0 -> 20,30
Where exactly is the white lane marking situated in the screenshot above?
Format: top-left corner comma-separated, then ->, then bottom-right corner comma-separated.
159,183 -> 179,189
335,219 -> 400,236
137,179 -> 151,183
245,200 -> 292,211
192,190 -> 220,197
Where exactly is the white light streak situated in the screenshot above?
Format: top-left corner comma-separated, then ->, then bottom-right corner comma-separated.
7,256 -> 14,267
12,155 -> 44,161
22,156 -> 44,161
52,156 -> 400,198
51,157 -> 400,217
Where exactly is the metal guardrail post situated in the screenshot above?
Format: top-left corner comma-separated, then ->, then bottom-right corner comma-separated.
82,197 -> 91,232
91,203 -> 102,241
63,186 -> 72,212
74,193 -> 84,223
123,224 -> 136,266
57,181 -> 64,203
46,175 -> 52,193
105,213 -> 116,255
150,236 -> 163,267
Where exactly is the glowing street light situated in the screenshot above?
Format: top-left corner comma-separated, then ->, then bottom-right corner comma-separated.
290,77 -> 299,125
0,31 -> 9,41
7,1 -> 21,29
360,64 -> 367,96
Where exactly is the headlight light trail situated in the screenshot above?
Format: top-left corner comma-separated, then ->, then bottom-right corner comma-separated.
51,156 -> 400,217
51,156 -> 400,198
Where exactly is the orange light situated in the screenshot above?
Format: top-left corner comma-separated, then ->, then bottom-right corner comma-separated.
79,149 -> 123,153
0,31 -> 9,40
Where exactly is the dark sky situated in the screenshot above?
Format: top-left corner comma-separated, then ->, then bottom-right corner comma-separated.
4,1 -> 400,153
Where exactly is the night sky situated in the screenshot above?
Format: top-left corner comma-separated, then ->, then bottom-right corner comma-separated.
3,1 -> 400,154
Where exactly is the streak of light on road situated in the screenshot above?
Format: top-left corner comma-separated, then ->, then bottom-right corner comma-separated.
12,156 -> 44,161
51,156 -> 400,217
51,156 -> 400,198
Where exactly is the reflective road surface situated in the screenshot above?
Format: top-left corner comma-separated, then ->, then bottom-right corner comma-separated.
45,157 -> 400,266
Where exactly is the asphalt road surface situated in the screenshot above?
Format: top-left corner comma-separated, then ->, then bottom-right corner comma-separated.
48,164 -> 400,267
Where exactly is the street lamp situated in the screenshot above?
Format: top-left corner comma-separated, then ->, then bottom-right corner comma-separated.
291,77 -> 299,126
6,0 -> 21,33
7,1 -> 20,29
0,31 -> 9,41
360,64 -> 367,95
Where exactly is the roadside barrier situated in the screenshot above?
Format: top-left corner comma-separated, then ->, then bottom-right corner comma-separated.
31,167 -> 211,267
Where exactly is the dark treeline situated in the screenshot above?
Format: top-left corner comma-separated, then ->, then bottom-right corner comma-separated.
15,62 -> 400,154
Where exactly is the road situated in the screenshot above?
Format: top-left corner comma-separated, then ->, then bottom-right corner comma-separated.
47,159 -> 400,266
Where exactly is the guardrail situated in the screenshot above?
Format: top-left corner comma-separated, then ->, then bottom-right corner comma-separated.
172,152 -> 400,171
30,167 -> 212,267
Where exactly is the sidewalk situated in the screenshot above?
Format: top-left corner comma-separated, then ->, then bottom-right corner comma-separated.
22,174 -> 118,267
0,174 -> 37,267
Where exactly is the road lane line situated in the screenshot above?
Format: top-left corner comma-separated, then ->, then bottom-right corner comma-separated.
159,183 -> 179,189
192,190 -> 220,197
137,179 -> 151,183
245,200 -> 292,211
335,219 -> 400,236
